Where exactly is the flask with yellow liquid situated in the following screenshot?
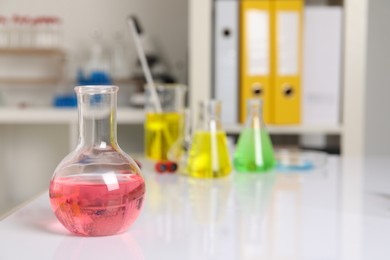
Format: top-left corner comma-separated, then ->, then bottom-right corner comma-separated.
187,100 -> 232,178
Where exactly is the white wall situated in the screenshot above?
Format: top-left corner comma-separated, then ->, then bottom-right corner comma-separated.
0,0 -> 188,83
364,0 -> 390,155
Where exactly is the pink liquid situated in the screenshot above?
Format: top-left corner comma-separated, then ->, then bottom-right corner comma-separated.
49,174 -> 145,236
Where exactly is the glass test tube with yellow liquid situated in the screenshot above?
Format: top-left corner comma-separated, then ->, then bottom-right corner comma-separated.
144,84 -> 186,161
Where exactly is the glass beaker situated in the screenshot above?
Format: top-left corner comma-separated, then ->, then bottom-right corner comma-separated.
49,85 -> 145,236
187,100 -> 232,178
167,108 -> 192,174
233,99 -> 276,172
144,84 -> 186,161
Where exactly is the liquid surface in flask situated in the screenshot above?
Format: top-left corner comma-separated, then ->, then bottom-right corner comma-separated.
187,130 -> 231,178
234,128 -> 276,172
145,112 -> 183,160
50,174 -> 145,236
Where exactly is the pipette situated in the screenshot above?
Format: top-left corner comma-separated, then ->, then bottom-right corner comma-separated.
127,15 -> 162,113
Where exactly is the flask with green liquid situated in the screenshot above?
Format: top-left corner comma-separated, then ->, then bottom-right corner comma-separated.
233,99 -> 276,173
187,100 -> 232,178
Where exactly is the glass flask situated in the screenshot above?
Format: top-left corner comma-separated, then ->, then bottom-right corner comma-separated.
187,100 -> 232,178
49,85 -> 145,236
234,99 -> 276,173
144,84 -> 186,161
167,108 -> 192,174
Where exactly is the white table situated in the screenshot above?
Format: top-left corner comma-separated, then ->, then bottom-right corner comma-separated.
1,157 -> 390,260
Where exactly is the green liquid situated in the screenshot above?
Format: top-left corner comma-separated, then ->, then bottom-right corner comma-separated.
233,128 -> 276,173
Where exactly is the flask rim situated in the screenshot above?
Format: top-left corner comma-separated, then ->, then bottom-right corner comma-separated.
247,98 -> 263,106
74,85 -> 119,94
199,99 -> 222,108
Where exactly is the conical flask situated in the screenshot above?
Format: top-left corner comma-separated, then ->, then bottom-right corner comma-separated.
187,100 -> 232,178
233,99 -> 276,172
49,85 -> 145,236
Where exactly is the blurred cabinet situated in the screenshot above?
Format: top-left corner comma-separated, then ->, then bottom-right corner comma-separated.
189,0 -> 371,156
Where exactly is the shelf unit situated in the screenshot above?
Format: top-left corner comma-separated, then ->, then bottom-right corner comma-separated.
0,107 -> 343,135
189,0 -> 371,156
0,47 -> 66,109
0,48 -> 65,88
0,107 -> 145,152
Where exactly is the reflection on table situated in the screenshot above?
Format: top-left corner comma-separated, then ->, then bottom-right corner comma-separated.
2,157 -> 390,259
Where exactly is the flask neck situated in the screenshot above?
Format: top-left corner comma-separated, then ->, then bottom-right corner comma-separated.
197,100 -> 223,132
76,86 -> 118,147
245,99 -> 265,129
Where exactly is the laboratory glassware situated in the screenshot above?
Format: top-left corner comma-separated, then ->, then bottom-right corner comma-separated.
233,99 -> 276,173
187,100 -> 232,178
49,85 -> 145,236
144,84 -> 186,161
167,108 -> 192,174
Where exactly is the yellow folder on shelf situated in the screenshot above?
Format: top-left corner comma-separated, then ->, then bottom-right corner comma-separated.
240,0 -> 272,124
271,0 -> 303,124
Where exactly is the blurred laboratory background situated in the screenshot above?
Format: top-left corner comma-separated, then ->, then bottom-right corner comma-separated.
0,0 -> 188,215
0,0 -> 390,218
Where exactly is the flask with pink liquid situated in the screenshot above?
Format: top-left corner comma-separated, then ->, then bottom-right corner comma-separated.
49,85 -> 145,236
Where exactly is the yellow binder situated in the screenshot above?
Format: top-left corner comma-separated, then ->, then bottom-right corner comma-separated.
271,0 -> 303,124
240,0 -> 272,124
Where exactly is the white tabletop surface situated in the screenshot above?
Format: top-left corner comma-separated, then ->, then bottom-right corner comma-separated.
1,156 -> 390,260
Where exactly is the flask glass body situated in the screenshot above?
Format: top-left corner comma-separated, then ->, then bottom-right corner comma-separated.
187,100 -> 232,178
49,85 -> 145,236
234,99 -> 276,173
144,84 -> 186,161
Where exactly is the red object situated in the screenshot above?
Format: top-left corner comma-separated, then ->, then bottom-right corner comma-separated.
155,161 -> 177,174
166,161 -> 178,173
155,162 -> 167,174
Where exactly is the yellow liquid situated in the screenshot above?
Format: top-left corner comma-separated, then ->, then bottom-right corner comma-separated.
187,130 -> 232,178
145,112 -> 183,160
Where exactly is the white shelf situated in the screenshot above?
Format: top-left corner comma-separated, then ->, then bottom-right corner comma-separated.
0,107 -> 145,124
225,123 -> 343,135
0,107 -> 343,135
